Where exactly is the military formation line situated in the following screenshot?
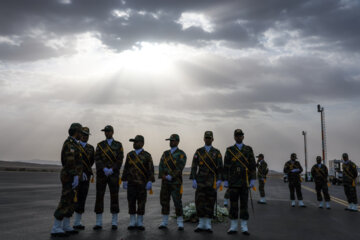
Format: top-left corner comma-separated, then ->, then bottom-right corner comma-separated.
50,123 -> 359,237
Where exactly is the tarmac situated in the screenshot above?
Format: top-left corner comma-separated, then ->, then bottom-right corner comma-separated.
0,171 -> 359,240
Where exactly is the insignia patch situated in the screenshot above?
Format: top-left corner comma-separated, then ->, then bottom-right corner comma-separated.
232,157 -> 236,162
200,161 -> 204,165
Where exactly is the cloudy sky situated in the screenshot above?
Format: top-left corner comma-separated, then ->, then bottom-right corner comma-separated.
1,0 -> 359,171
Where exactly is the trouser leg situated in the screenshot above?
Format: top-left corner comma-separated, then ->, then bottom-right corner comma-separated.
229,188 -> 240,219
94,175 -> 107,214
239,186 -> 249,220
108,175 -> 120,214
75,180 -> 90,214
160,182 -> 171,215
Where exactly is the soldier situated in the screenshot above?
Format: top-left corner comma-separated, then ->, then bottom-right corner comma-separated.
73,127 -> 95,229
342,153 -> 358,212
283,153 -> 306,207
310,156 -> 330,209
158,134 -> 187,231
190,131 -> 223,233
93,125 -> 124,230
256,154 -> 269,204
51,123 -> 83,237
121,135 -> 155,231
223,129 -> 256,236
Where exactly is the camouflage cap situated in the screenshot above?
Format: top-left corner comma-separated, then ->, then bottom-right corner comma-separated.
256,153 -> 264,158
101,125 -> 114,132
234,129 -> 244,136
291,153 -> 297,159
69,123 -> 82,131
166,134 -> 180,141
82,127 -> 91,135
204,131 -> 213,138
129,135 -> 144,143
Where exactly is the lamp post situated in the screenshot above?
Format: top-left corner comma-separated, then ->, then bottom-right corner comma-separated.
302,131 -> 308,181
317,104 -> 327,166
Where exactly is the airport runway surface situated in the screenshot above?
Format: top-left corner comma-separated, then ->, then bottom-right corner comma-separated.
0,171 -> 359,240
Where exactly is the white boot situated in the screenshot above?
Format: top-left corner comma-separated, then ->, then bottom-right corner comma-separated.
346,203 -> 353,211
93,214 -> 103,230
195,218 -> 205,231
205,218 -> 212,232
298,200 -> 306,207
240,219 -> 249,235
318,201 -> 324,208
352,203 -> 358,212
260,197 -> 266,203
137,215 -> 145,230
112,214 -> 118,227
73,212 -> 82,226
128,214 -> 136,229
224,198 -> 229,206
63,217 -> 77,233
177,216 -> 184,230
227,219 -> 238,234
159,215 -> 169,229
51,218 -> 66,236
326,202 -> 331,209
291,200 -> 296,207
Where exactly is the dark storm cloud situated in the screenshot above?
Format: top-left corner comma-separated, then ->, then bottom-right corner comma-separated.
1,0 -> 360,61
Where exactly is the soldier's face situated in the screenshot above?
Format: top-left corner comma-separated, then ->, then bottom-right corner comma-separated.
291,155 -> 296,161
75,130 -> 82,140
234,135 -> 244,143
316,157 -> 322,164
133,141 -> 143,150
342,154 -> 348,161
204,137 -> 213,146
105,130 -> 113,139
257,156 -> 263,162
169,140 -> 179,148
81,134 -> 89,143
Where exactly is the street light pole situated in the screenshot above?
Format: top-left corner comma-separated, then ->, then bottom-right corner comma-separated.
317,104 -> 327,166
302,131 -> 308,181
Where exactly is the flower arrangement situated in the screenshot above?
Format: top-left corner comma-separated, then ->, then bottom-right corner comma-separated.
180,202 -> 229,223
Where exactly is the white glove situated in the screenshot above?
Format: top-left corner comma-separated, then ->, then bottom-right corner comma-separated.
82,172 -> 88,181
224,181 -> 229,188
72,175 -> 79,189
192,179 -> 197,189
291,169 -> 300,173
216,180 -> 222,189
165,175 -> 172,181
123,181 -> 128,189
249,179 -> 256,188
108,168 -> 114,175
103,167 -> 109,176
146,181 -> 152,190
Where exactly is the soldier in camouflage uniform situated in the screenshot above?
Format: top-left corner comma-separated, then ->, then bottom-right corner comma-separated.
342,153 -> 358,212
256,154 -> 268,204
51,123 -> 83,237
93,125 -> 124,230
190,131 -> 223,233
122,135 -> 155,231
310,156 -> 331,209
158,134 -> 187,231
73,127 -> 95,229
224,129 -> 256,236
283,153 -> 306,207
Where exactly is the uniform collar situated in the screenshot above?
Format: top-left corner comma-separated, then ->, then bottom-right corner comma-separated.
135,148 -> 143,155
235,143 -> 243,150
170,147 -> 178,154
107,138 -> 114,146
317,163 -> 322,168
204,145 -> 212,152
79,141 -> 87,148
344,160 -> 350,164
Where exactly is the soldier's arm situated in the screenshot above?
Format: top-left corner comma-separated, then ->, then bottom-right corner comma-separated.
121,154 -> 130,181
223,150 -> 231,181
95,145 -> 105,171
264,162 -> 269,175
352,163 -> 358,178
189,152 -> 199,180
248,147 -> 256,180
148,154 -> 155,182
310,166 -> 316,178
216,151 -> 223,181
283,163 -> 290,174
158,153 -> 165,179
173,152 -> 186,179
89,146 -> 95,168
62,143 -> 77,176
114,143 -> 124,171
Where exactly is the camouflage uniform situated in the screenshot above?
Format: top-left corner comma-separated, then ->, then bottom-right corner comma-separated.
122,150 -> 155,215
223,144 -> 256,220
94,139 -> 124,214
311,164 -> 330,202
190,146 -> 223,218
342,161 -> 358,204
283,160 -> 303,200
257,160 -> 268,198
54,136 -> 83,220
74,141 -> 94,214
159,148 -> 187,217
